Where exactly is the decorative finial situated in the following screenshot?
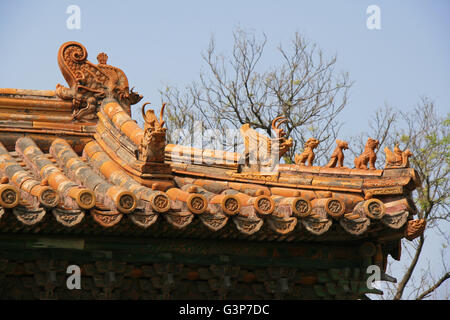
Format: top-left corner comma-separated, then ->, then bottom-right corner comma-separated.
137,102 -> 167,163
56,41 -> 142,121
270,116 -> 293,159
97,52 -> 108,65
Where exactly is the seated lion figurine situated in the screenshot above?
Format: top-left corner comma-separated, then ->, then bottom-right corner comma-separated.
295,138 -> 320,166
354,137 -> 379,170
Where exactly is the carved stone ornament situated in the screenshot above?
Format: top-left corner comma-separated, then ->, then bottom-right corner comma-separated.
0,184 -> 20,208
232,215 -> 264,235
352,199 -> 385,220
13,206 -> 46,225
300,214 -> 332,235
129,210 -> 158,228
39,188 -> 60,208
381,210 -> 409,230
91,209 -> 123,227
381,199 -> 410,229
181,193 -> 207,215
254,195 -> 275,215
267,216 -> 297,234
2,188 -> 17,205
271,117 -> 294,160
292,198 -> 312,218
56,41 -> 143,122
354,137 -> 379,170
117,193 -> 135,212
199,211 -> 228,231
325,198 -> 346,218
405,219 -> 426,241
384,143 -> 413,168
151,192 -> 171,213
222,196 -> 241,216
240,116 -> 293,168
52,208 -> 85,227
137,103 -> 167,163
164,211 -> 194,229
340,216 -> 371,236
326,139 -> 349,168
295,138 -> 320,166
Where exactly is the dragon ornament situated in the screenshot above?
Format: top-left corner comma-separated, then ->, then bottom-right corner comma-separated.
138,102 -> 167,163
240,116 -> 293,168
55,41 -> 142,122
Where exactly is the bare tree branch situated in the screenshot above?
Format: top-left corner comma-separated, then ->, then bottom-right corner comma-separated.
416,272 -> 450,300
394,234 -> 425,300
160,27 -> 352,160
353,98 -> 449,300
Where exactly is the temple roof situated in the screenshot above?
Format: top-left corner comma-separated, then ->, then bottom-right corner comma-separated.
0,41 -> 425,248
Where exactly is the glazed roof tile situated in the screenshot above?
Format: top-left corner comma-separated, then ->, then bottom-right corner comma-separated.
0,41 -> 423,244
0,128 -> 418,240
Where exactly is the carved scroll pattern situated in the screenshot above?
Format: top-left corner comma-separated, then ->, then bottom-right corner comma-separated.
340,217 -> 371,235
165,211 -> 194,229
267,216 -> 297,234
382,211 -> 409,229
56,41 -> 142,121
129,211 -> 158,228
13,207 -> 46,225
52,208 -> 85,227
199,211 -> 228,231
91,209 -> 123,227
232,216 -> 264,235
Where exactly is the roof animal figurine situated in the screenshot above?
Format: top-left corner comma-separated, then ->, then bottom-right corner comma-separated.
384,143 -> 413,168
138,102 -> 167,163
271,116 -> 294,160
55,41 -> 142,122
295,138 -> 320,166
325,139 -> 349,168
240,116 -> 293,167
0,41 -> 428,301
354,137 -> 379,170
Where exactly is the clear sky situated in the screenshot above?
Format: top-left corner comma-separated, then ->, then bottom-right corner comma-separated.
0,0 -> 449,299
0,0 -> 449,128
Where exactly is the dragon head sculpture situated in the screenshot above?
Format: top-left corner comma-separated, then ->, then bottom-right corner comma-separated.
137,102 -> 167,163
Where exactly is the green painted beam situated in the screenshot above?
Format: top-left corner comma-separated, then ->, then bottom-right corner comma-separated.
0,234 -> 366,269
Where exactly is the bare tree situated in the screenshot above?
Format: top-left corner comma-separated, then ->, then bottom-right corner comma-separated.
160,28 -> 352,163
346,104 -> 399,168
159,27 -> 448,300
354,98 -> 449,300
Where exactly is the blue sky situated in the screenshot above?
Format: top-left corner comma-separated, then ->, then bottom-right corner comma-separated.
0,0 -> 448,129
0,0 -> 449,299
